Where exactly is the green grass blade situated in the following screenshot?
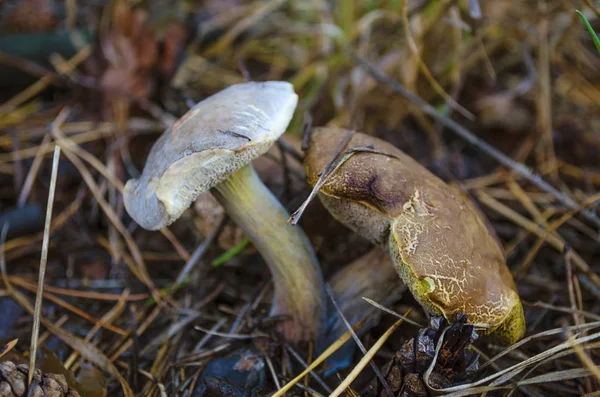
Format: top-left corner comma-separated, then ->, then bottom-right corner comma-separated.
212,237 -> 250,267
576,10 -> 600,54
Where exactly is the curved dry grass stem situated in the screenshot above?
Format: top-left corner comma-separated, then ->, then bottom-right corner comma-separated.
423,320 -> 600,395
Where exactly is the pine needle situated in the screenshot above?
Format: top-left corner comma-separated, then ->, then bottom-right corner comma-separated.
272,317 -> 367,397
329,313 -> 408,397
28,143 -> 61,387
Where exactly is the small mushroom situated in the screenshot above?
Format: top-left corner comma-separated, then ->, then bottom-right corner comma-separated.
326,248 -> 404,374
304,127 -> 525,345
124,82 -> 325,342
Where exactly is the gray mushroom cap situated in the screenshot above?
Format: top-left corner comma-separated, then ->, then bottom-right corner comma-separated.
124,81 -> 299,230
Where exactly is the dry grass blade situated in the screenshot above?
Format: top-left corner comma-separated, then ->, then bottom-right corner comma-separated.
292,144 -> 397,225
9,276 -> 149,301
0,46 -> 91,116
173,217 -> 226,286
17,134 -> 51,206
27,143 -> 61,387
64,290 -> 129,369
272,317 -> 367,397
526,301 -> 600,321
329,313 -> 408,397
1,262 -> 134,396
443,368 -> 594,397
16,279 -> 128,335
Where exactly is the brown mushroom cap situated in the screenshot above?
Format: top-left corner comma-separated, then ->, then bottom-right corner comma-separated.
124,81 -> 298,230
305,127 -> 524,344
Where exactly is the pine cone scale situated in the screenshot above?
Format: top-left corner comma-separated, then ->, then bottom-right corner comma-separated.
0,361 -> 80,397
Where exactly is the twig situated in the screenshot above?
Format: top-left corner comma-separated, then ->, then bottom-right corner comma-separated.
325,284 -> 392,395
28,144 -> 61,387
290,141 -> 398,225
288,129 -> 355,225
349,51 -> 600,229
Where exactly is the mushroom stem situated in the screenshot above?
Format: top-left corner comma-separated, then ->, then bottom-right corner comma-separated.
212,163 -> 325,342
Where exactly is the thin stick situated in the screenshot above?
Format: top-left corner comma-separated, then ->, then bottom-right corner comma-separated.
288,129 -> 354,225
28,144 -> 61,387
349,51 -> 600,228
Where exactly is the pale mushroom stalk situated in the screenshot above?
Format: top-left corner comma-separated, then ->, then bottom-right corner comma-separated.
123,82 -> 325,342
211,164 -> 323,341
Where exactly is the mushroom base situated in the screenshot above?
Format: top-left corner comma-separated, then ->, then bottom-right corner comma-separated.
212,164 -> 325,342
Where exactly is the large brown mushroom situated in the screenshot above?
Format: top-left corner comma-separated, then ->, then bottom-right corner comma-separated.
304,127 -> 525,345
123,82 -> 325,342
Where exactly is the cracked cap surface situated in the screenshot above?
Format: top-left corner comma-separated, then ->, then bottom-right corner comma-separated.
304,127 -> 525,344
124,81 -> 298,230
